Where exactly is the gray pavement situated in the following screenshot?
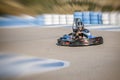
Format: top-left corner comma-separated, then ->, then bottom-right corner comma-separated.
0,27 -> 120,80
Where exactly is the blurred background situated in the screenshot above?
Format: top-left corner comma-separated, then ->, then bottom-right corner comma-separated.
0,0 -> 120,15
0,0 -> 120,26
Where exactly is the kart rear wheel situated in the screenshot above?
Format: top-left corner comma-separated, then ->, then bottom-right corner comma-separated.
95,37 -> 103,45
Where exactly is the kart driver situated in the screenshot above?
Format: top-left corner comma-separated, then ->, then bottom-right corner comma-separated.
75,26 -> 91,46
75,26 -> 84,40
72,18 -> 84,33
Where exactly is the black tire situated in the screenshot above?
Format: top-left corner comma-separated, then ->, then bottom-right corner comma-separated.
95,37 -> 103,45
88,36 -> 103,45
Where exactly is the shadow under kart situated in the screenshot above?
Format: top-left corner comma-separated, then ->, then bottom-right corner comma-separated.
57,32 -> 103,47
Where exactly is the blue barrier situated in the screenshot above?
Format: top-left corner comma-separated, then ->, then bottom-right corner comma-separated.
74,12 -> 83,21
0,16 -> 35,26
74,12 -> 83,16
0,12 -> 103,27
83,20 -> 91,24
98,13 -> 102,20
98,13 -> 102,24
74,11 -> 102,24
82,15 -> 90,21
90,12 -> 98,24
35,15 -> 44,25
90,20 -> 99,24
82,12 -> 90,20
98,20 -> 102,24
74,15 -> 83,21
90,12 -> 102,24
90,12 -> 98,20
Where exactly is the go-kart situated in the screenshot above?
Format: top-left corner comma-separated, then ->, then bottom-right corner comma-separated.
57,29 -> 103,46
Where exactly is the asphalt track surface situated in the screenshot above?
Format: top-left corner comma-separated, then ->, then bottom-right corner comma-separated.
0,27 -> 120,80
